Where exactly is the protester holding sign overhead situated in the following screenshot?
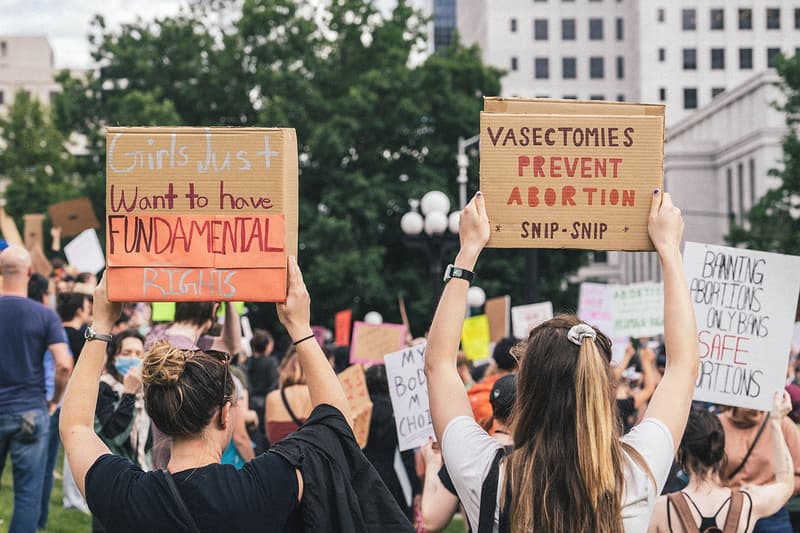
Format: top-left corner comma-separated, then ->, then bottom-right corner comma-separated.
59,261 -> 414,532
424,190 -> 698,532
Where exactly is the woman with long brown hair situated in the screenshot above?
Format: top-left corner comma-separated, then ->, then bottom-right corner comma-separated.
425,190 -> 699,532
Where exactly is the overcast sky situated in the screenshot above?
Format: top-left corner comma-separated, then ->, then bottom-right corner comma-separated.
0,0 -> 400,70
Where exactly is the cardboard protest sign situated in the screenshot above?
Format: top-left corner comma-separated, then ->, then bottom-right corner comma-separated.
349,321 -> 407,365
64,229 -> 106,275
484,97 -> 665,117
334,309 -> 353,346
462,314 -> 491,360
684,242 -> 800,411
23,214 -> 45,251
29,248 -> 53,277
485,296 -> 510,342
337,364 -> 373,448
480,98 -> 664,250
610,282 -> 664,338
384,343 -> 434,451
48,197 -> 100,237
105,127 -> 298,302
511,301 -> 553,340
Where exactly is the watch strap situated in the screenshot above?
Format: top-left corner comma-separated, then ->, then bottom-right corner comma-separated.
444,264 -> 475,284
85,326 -> 113,343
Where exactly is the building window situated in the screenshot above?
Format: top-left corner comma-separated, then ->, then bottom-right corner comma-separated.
0,90 -> 4,105
659,87 -> 666,101
711,48 -> 725,69
593,251 -> 608,263
535,57 -> 550,79
683,48 -> 697,70
616,94 -> 625,102
534,19 -> 549,40
657,8 -> 665,23
510,18 -> 517,33
682,9 -> 696,30
738,162 -> 745,222
738,8 -> 752,29
684,88 -> 698,109
768,48 -> 781,67
658,48 -> 666,62
616,17 -> 624,40
712,87 -> 725,98
710,8 -> 724,30
563,57 -> 577,79
562,18 -> 576,40
590,56 -> 604,79
0,41 -> 6,57
795,8 -> 800,29
616,56 -> 624,79
767,8 -> 781,29
590,95 -> 605,101
589,18 -> 603,40
563,95 -> 578,99
739,48 -> 753,69
511,57 -> 518,71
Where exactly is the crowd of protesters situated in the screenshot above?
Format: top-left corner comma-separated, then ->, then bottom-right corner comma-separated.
1,189 -> 799,532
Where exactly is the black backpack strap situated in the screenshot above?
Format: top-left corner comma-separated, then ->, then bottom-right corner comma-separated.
728,415 -> 769,479
477,446 -> 508,533
161,470 -> 201,533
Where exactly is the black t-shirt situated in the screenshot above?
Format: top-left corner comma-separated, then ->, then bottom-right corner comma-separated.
617,397 -> 637,433
86,451 -> 299,532
247,355 -> 279,397
64,325 -> 86,361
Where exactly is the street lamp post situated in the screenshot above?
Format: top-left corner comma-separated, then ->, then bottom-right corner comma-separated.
401,191 -> 461,316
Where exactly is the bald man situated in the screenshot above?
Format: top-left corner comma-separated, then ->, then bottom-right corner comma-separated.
0,245 -> 72,532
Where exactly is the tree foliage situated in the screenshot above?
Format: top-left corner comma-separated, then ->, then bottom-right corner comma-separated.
730,54 -> 800,255
47,0 -> 587,333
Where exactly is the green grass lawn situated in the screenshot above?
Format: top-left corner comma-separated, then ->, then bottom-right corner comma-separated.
0,449 -> 91,532
1,449 -> 466,532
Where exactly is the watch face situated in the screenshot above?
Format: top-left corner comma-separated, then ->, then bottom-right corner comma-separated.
84,327 -> 93,340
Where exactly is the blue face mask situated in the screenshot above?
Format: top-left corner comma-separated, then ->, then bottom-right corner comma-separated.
114,356 -> 142,376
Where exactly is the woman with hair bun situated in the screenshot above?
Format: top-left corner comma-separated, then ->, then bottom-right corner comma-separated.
648,392 -> 794,532
425,190 -> 699,532
59,260 -> 414,532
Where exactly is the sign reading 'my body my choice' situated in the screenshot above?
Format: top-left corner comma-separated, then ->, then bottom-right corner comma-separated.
684,242 -> 800,411
480,98 -> 664,251
385,343 -> 433,451
105,127 -> 298,302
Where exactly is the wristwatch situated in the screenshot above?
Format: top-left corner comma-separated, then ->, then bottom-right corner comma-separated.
443,264 -> 474,284
84,326 -> 113,343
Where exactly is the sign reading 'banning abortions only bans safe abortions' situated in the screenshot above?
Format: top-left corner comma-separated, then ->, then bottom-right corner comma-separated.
105,127 -> 298,302
684,242 -> 800,411
480,98 -> 664,250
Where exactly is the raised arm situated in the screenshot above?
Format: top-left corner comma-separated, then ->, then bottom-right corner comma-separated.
211,301 -> 242,355
277,256 -> 352,426
59,274 -> 120,496
425,193 -> 490,441
747,391 -> 794,520
642,190 -> 700,451
631,345 -> 658,410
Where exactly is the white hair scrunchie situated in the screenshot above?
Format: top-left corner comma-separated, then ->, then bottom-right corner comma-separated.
567,324 -> 596,346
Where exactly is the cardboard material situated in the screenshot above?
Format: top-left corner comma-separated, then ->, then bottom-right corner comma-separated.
511,302 -> 554,340
485,296 -> 511,342
349,321 -> 407,365
105,127 -> 298,302
684,242 -> 800,411
23,214 -> 45,251
30,248 -> 53,277
484,97 -> 665,116
461,314 -> 491,361
480,98 -> 664,251
0,207 -> 23,246
48,197 -> 100,237
610,282 -> 664,338
334,309 -> 353,346
384,343 -> 434,451
64,229 -> 106,275
337,364 -> 373,448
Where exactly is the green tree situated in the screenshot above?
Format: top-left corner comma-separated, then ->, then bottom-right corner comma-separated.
729,54 -> 800,254
0,91 -> 76,223
54,0 -> 587,334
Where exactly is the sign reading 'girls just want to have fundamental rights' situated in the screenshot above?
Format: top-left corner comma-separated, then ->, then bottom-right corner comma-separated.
480,98 -> 665,250
105,127 -> 298,302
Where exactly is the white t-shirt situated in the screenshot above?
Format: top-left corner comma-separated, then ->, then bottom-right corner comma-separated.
441,415 -> 674,532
